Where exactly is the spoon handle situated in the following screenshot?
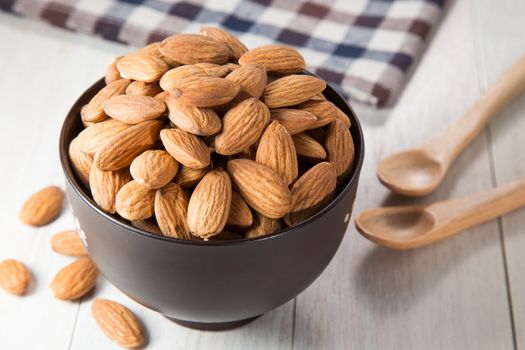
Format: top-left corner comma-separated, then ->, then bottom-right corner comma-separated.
424,55 -> 525,165
428,178 -> 525,236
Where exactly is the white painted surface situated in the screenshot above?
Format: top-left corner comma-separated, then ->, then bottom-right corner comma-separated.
0,0 -> 523,348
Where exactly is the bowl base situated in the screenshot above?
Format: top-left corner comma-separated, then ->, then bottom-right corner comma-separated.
166,315 -> 262,331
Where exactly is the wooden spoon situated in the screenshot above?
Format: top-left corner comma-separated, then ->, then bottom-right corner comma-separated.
377,55 -> 525,196
355,178 -> 525,249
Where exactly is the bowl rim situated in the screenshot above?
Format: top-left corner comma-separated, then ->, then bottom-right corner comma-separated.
60,76 -> 365,247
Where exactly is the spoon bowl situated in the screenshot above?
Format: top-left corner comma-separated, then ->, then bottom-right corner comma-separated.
377,149 -> 444,197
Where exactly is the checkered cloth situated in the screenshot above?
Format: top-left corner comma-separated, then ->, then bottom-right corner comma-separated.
0,0 -> 445,107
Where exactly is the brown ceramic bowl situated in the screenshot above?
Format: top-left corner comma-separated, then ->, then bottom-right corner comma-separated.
59,77 -> 364,331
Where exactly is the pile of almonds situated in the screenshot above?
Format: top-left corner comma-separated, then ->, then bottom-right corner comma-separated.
71,26 -> 355,241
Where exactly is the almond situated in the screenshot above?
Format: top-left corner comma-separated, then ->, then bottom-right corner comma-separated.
131,220 -> 163,235
187,169 -> 232,238
19,186 -> 64,227
115,180 -> 156,221
175,165 -> 209,188
334,105 -> 351,128
0,259 -> 31,295
227,191 -> 253,229
227,159 -> 291,219
159,65 -> 208,92
155,183 -> 191,239
51,230 -> 88,257
138,41 -> 181,67
215,98 -> 270,155
160,128 -> 211,169
159,34 -> 230,65
126,81 -> 163,97
239,45 -> 305,74
81,79 -> 131,123
194,62 -> 230,77
92,298 -> 144,349
105,56 -> 122,85
74,118 -> 131,156
168,76 -> 240,107
116,53 -> 169,82
325,119 -> 355,179
297,100 -> 337,128
50,257 -> 98,300
270,108 -> 317,135
222,63 -> 240,73
103,95 -> 166,124
165,95 -> 222,136
245,213 -> 283,238
292,133 -> 327,161
225,63 -> 267,98
90,167 -> 131,214
263,75 -> 326,108
94,120 -> 162,171
284,162 -> 337,226
130,150 -> 178,189
69,138 -> 93,188
200,26 -> 248,60
256,121 -> 298,185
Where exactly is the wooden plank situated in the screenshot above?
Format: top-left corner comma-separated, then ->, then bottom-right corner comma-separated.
474,0 -> 525,348
292,0 -> 515,348
0,13 -> 295,349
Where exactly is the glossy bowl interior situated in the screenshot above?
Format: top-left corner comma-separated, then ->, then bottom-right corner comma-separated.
59,77 -> 365,330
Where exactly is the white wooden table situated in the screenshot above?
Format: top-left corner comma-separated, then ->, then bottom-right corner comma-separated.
1,0 -> 524,348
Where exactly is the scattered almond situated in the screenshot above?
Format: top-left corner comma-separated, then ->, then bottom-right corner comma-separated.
19,186 -> 64,227
50,257 -> 98,300
51,230 -> 88,257
0,259 -> 31,295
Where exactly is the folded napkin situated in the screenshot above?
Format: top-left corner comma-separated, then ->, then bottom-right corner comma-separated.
0,0 -> 445,107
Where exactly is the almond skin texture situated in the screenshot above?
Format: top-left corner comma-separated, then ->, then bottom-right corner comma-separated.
159,65 -> 208,92
0,259 -> 31,295
81,79 -> 130,123
169,76 -> 240,107
225,63 -> 267,98
227,160 -> 291,219
200,26 -> 248,60
256,121 -> 298,185
160,128 -> 211,169
215,98 -> 270,155
115,180 -> 156,221
194,62 -> 230,77
126,81 -> 163,97
92,299 -> 144,349
105,57 -> 122,85
239,45 -> 305,74
165,95 -> 222,136
51,230 -> 88,257
263,75 -> 326,108
103,95 -> 166,124
187,169 -> 232,238
325,119 -> 355,179
245,213 -> 283,238
19,186 -> 64,227
334,105 -> 351,128
74,118 -> 131,156
94,120 -> 162,171
297,100 -> 337,129
159,34 -> 230,64
116,53 -> 169,82
130,150 -> 179,189
155,183 -> 192,239
90,167 -> 131,214
284,162 -> 337,227
138,41 -> 181,67
226,191 -> 253,229
270,108 -> 317,135
175,165 -> 209,188
292,133 -> 327,161
51,257 -> 98,300
69,138 -> 93,188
